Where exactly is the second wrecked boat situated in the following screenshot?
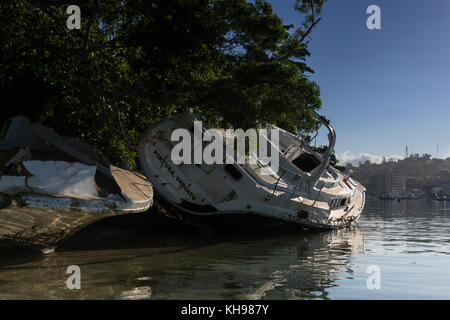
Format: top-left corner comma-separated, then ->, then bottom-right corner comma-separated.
0,116 -> 153,250
138,111 -> 365,230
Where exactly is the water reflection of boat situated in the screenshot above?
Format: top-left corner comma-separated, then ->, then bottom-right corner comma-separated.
0,117 -> 153,251
0,225 -> 364,299
242,226 -> 365,299
139,111 -> 365,230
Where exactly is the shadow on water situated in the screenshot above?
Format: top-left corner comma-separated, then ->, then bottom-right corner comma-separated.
2,199 -> 450,299
0,209 -> 365,299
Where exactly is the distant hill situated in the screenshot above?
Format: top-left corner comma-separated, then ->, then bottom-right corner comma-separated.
345,155 -> 450,195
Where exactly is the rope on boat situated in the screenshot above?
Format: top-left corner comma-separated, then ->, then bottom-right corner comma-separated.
268,169 -> 286,200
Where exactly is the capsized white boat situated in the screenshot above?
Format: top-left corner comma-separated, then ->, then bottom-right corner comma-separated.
0,116 -> 153,249
138,111 -> 365,230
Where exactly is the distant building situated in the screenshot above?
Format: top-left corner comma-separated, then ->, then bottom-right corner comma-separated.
377,171 -> 406,195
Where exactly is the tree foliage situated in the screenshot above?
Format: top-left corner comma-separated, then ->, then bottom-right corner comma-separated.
0,0 -> 326,168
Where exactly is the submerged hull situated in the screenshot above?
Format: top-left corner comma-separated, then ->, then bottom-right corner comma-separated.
0,202 -> 131,250
151,186 -> 364,230
150,195 -> 360,233
0,173 -> 153,251
0,116 -> 154,250
0,178 -> 153,251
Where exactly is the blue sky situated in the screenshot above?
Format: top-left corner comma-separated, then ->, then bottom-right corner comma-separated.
268,0 -> 450,165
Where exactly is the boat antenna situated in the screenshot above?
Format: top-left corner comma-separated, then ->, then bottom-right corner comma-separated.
310,129 -> 319,146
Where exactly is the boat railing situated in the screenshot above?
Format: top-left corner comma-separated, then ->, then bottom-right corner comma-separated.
256,160 -> 304,197
308,111 -> 336,191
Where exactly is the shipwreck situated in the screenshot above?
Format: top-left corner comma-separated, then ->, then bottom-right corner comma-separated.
0,116 -> 153,250
138,111 -> 365,230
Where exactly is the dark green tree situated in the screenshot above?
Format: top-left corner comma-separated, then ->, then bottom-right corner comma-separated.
0,0 -> 327,168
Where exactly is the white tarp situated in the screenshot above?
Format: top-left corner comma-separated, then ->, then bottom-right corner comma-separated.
23,160 -> 99,198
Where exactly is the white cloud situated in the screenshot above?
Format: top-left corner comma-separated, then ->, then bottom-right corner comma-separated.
336,151 -> 404,167
442,146 -> 450,159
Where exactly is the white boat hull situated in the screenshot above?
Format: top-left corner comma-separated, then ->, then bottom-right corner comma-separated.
139,112 -> 365,230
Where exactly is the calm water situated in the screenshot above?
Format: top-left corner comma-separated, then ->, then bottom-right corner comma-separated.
0,200 -> 449,300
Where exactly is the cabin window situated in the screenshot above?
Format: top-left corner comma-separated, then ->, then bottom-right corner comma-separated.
292,152 -> 321,173
225,164 -> 242,180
